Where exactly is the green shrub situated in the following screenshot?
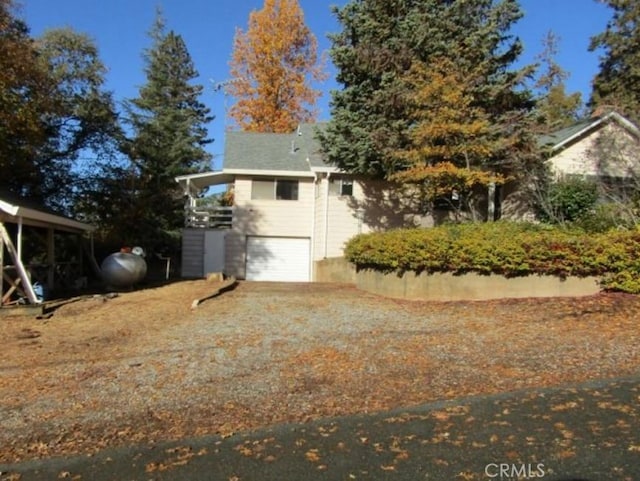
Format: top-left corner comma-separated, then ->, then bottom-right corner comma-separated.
574,203 -> 637,233
537,177 -> 598,224
344,221 -> 640,294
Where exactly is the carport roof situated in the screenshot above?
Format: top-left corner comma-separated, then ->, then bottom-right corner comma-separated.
0,192 -> 93,233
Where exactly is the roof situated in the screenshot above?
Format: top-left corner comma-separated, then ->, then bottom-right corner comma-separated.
223,123 -> 330,172
538,111 -> 640,152
0,191 -> 93,233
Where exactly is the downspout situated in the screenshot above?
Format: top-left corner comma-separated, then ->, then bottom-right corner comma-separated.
324,172 -> 331,258
309,165 -> 318,281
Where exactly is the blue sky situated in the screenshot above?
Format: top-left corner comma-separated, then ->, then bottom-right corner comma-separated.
20,0 -> 612,169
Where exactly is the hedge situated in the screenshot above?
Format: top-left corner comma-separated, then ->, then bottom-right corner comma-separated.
344,221 -> 640,294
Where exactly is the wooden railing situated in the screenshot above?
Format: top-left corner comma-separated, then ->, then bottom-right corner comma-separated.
185,206 -> 233,229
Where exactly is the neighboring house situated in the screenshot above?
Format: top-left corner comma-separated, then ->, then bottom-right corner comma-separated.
542,111 -> 640,179
175,124 -> 424,282
500,111 -> 640,220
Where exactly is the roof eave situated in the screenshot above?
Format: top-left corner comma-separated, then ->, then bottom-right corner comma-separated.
551,112 -> 640,152
0,204 -> 94,233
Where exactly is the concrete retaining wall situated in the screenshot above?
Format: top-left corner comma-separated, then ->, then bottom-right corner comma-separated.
314,257 -> 356,283
355,269 -> 601,301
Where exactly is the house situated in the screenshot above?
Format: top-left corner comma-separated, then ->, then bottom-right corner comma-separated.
175,124 -> 424,282
541,110 -> 640,180
500,111 -> 640,220
176,112 -> 640,282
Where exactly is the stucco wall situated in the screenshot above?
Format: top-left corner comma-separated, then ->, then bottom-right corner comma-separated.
356,269 -> 601,301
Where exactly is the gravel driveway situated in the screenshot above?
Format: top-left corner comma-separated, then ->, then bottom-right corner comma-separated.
2,280 -> 640,462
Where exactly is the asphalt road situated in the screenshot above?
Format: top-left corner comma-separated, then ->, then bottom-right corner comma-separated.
2,375 -> 639,481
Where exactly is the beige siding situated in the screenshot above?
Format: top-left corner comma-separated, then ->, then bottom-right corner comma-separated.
312,178 -> 325,266
323,180 -> 363,259
232,176 -> 314,237
550,123 -> 639,178
313,177 -> 426,261
226,175 -> 315,278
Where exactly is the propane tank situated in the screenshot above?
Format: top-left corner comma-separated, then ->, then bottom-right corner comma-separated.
100,246 -> 147,288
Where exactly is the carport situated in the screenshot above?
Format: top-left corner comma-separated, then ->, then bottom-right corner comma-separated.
0,193 -> 95,306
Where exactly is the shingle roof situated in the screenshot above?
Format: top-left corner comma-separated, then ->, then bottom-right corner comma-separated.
223,124 -> 329,172
538,112 -> 640,151
537,118 -> 597,148
223,113 -> 639,172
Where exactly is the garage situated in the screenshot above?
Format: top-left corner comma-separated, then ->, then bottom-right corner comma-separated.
246,236 -> 310,282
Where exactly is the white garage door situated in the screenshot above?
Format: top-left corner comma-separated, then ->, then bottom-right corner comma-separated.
246,237 -> 310,282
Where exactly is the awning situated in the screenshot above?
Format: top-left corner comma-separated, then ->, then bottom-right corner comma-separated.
175,171 -> 236,195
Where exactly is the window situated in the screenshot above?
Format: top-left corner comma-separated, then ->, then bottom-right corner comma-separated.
251,179 -> 299,200
329,178 -> 354,196
276,179 -> 298,200
252,180 -> 275,200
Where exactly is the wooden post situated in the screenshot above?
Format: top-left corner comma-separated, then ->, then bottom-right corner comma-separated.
0,231 -> 4,303
47,228 -> 55,291
0,222 -> 39,304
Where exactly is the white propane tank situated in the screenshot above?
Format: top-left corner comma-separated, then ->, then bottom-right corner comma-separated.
100,247 -> 147,288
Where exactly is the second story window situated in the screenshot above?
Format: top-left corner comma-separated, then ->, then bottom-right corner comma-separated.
251,179 -> 299,200
329,178 -> 354,196
276,179 -> 299,200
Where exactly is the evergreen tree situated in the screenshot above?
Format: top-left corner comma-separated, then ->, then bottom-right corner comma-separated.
318,0 -> 537,180
227,0 -> 324,133
532,31 -> 582,133
589,0 -> 640,122
1,1 -> 117,209
122,12 -> 213,252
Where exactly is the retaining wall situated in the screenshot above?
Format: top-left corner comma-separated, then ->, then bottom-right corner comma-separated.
356,269 -> 601,301
314,257 -> 602,300
314,257 -> 356,283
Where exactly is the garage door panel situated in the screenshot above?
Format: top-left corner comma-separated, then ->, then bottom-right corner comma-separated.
246,237 -> 310,282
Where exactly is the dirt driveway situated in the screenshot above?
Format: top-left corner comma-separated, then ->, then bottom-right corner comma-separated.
2,280 -> 640,463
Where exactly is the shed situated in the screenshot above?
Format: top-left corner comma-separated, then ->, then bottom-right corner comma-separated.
0,193 -> 95,306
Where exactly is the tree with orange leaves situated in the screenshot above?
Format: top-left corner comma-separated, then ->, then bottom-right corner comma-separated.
227,0 -> 325,133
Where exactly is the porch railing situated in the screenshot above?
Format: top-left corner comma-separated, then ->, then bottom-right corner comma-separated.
185,206 -> 234,229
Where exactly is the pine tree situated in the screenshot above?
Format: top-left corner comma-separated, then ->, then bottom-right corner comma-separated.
533,31 -> 583,132
318,0 -> 537,179
589,0 -> 640,122
123,12 -> 213,251
227,0 -> 324,133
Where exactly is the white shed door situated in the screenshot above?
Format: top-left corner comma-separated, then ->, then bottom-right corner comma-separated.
246,237 -> 310,282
